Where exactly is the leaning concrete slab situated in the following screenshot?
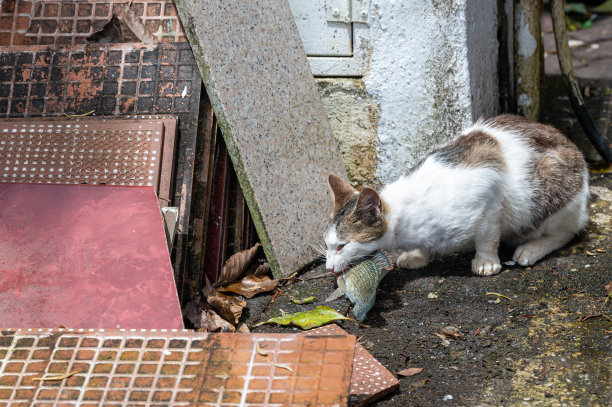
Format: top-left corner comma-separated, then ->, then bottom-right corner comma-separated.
174,0 -> 347,277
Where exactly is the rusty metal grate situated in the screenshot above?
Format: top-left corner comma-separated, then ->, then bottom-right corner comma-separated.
309,325 -> 399,406
0,330 -> 355,406
0,43 -> 199,118
0,0 -> 186,47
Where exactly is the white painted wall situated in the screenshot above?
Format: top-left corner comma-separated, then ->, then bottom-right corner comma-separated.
291,0 -> 503,185
364,0 -> 500,184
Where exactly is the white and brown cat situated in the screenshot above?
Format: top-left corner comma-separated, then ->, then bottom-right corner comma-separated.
325,114 -> 589,276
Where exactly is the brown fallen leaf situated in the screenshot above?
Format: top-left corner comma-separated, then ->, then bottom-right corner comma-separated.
217,275 -> 278,298
184,296 -> 236,332
236,322 -> 250,333
205,288 -> 246,325
33,371 -> 78,382
606,281 -> 612,297
266,359 -> 293,372
256,341 -> 268,356
397,367 -> 423,377
252,262 -> 271,276
215,243 -> 262,287
207,309 -> 236,332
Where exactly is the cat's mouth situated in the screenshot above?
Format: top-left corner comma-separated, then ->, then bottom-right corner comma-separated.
334,261 -> 356,276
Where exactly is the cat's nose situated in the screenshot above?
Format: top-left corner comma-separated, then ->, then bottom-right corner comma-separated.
327,266 -> 334,273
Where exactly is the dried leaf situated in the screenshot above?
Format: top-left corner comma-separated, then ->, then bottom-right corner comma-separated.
33,371 -> 78,382
206,289 -> 246,325
236,323 -> 250,333
252,262 -> 271,276
606,282 -> 612,297
216,243 -> 262,287
291,296 -> 317,305
267,359 -> 293,372
256,341 -> 268,356
217,275 -> 278,298
207,309 -> 236,332
184,296 -> 236,332
254,305 -> 353,330
397,367 -> 423,377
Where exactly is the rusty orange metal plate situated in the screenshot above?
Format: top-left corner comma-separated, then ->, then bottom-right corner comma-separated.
0,182 -> 183,329
0,329 -> 355,406
309,324 -> 400,406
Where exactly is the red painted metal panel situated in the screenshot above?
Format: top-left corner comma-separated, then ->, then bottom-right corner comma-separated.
0,182 -> 183,329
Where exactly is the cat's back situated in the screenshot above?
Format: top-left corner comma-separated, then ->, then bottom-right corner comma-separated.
463,114 -> 588,231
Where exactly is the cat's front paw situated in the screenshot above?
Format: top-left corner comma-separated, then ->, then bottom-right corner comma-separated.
397,249 -> 429,270
472,256 -> 502,276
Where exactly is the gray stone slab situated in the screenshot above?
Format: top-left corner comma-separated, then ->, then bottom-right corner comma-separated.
175,0 -> 347,277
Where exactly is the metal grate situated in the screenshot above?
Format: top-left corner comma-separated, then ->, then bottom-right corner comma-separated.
0,119 -> 163,186
0,43 -> 200,118
309,325 -> 400,406
0,116 -> 178,204
0,329 -> 355,406
0,0 -> 186,47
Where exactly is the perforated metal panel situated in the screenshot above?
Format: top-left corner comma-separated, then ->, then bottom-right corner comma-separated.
0,119 -> 164,189
0,329 -> 355,406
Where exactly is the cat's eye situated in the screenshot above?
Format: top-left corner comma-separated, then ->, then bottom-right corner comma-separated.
336,244 -> 345,252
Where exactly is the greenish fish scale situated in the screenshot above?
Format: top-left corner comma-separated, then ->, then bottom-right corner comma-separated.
337,251 -> 394,321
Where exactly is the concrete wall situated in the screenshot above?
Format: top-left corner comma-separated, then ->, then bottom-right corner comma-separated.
312,0 -> 504,186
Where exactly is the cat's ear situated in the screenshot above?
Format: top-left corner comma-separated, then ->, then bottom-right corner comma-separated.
328,174 -> 357,216
355,188 -> 384,224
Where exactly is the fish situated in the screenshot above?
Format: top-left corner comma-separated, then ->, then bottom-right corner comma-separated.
325,250 -> 394,321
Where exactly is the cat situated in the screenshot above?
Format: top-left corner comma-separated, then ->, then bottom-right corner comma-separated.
325,114 -> 589,276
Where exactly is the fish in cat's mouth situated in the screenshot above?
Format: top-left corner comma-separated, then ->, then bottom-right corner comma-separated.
333,261 -> 357,276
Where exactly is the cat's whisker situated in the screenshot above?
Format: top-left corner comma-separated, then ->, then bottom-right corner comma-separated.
307,242 -> 327,256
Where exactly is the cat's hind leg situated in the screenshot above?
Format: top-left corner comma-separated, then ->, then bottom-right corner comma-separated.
513,191 -> 589,266
397,249 -> 429,269
472,210 -> 502,276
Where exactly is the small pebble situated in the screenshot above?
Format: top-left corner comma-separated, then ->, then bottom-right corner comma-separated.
443,394 -> 453,401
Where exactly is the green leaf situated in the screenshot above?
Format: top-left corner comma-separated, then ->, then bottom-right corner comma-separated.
592,0 -> 612,13
254,305 -> 352,330
291,296 -> 316,304
578,18 -> 593,29
565,2 -> 588,15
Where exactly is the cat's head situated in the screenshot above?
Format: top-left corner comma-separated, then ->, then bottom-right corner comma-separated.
325,174 -> 389,274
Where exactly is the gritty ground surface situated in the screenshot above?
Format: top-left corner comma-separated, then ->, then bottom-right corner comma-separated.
242,13 -> 612,407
